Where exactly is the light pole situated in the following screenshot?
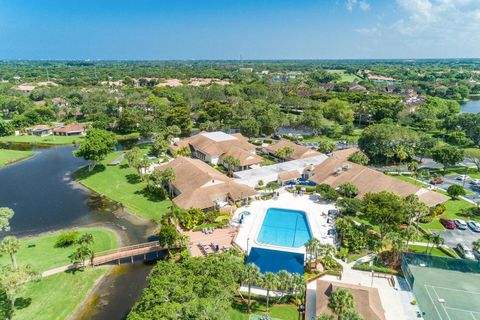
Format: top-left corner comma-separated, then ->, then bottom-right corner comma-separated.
247,237 -> 250,254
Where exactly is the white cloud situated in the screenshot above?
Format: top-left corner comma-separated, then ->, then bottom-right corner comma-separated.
394,0 -> 480,37
346,0 -> 370,12
355,27 -> 380,36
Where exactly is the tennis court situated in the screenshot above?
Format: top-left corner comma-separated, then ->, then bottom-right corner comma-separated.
402,253 -> 480,320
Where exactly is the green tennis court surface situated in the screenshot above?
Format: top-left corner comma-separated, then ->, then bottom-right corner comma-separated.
409,265 -> 480,320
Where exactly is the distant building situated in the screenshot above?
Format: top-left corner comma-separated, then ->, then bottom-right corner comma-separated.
53,124 -> 85,136
348,83 -> 368,92
264,140 -> 321,161
170,131 -> 263,171
29,125 -> 52,136
239,67 -> 253,73
17,84 -> 36,92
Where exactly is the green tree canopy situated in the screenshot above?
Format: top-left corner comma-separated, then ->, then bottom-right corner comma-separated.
74,129 -> 116,171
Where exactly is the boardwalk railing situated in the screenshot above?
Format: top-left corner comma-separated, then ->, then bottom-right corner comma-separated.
92,241 -> 167,266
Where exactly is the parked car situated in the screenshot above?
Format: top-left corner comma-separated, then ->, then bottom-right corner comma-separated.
454,219 -> 468,230
469,179 -> 480,185
467,221 -> 480,232
457,175 -> 469,181
439,218 -> 456,229
430,178 -> 444,185
456,243 -> 476,260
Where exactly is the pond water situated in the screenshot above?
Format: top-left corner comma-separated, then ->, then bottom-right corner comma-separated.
460,96 -> 480,113
0,144 -> 157,319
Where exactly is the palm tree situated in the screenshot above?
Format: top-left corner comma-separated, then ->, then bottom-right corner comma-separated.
305,238 -> 321,266
0,236 -> 20,269
222,155 -> 241,177
244,263 -> 261,313
291,273 -> 306,305
274,146 -> 294,160
161,167 -> 176,197
262,272 -> 279,314
430,234 -> 444,254
424,233 -> 433,253
328,288 -> 355,320
277,270 -> 292,303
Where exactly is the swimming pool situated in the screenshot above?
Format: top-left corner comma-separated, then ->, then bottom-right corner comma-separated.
257,208 -> 312,248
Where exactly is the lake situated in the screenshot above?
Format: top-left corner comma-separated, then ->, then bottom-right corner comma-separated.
460,96 -> 480,113
0,145 -> 157,319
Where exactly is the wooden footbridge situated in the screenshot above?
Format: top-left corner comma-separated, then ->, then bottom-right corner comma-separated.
92,241 -> 170,266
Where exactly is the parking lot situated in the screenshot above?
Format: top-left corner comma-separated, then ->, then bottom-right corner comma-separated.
433,227 -> 480,249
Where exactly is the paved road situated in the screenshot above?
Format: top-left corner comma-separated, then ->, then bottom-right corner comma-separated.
432,227 -> 480,249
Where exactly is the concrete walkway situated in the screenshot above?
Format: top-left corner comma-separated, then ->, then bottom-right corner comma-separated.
41,262 -> 88,277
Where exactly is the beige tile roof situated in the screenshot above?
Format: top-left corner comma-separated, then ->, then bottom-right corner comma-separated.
154,157 -> 256,210
314,280 -> 386,320
264,140 -> 321,160
170,132 -> 262,166
53,124 -> 85,134
278,170 -> 301,181
310,151 -> 449,206
220,146 -> 264,166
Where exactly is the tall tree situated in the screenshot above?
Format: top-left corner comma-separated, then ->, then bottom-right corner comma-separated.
262,272 -> 278,314
222,155 -> 240,177
431,145 -> 464,172
0,265 -> 37,320
0,236 -> 20,270
243,263 -> 261,313
0,207 -> 14,232
464,148 -> 480,172
274,146 -> 294,160
361,191 -> 405,238
74,129 -> 116,171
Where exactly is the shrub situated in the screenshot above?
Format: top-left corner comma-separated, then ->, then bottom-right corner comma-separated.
316,184 -> 339,201
55,230 -> 80,247
431,204 -> 447,216
266,181 -> 281,189
447,184 -> 466,199
348,150 -> 369,165
419,214 -> 434,224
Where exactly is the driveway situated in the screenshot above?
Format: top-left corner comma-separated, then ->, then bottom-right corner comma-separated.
432,227 -> 480,248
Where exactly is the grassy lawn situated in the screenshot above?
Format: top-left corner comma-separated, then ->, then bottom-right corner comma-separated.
0,135 -> 84,146
346,249 -> 370,263
421,199 -> 478,231
407,245 -> 451,258
230,299 -> 298,320
3,267 -> 109,320
390,175 -> 430,188
0,149 -> 35,168
326,69 -> 362,82
75,151 -> 171,221
0,227 -> 118,273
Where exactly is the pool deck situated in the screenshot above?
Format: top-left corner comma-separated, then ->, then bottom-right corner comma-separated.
234,189 -> 336,255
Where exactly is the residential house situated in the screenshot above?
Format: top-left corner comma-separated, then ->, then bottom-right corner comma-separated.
53,124 -> 85,136
52,98 -> 68,107
17,84 -> 36,93
264,140 -> 321,161
154,157 -> 257,210
29,125 -> 52,136
309,149 -> 449,207
309,280 -> 386,320
170,131 -> 263,171
348,83 -> 368,93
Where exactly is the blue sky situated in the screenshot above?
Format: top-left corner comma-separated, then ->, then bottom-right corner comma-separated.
0,0 -> 479,59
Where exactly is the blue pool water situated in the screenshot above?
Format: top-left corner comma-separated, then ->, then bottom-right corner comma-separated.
257,208 -> 312,248
247,247 -> 305,274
